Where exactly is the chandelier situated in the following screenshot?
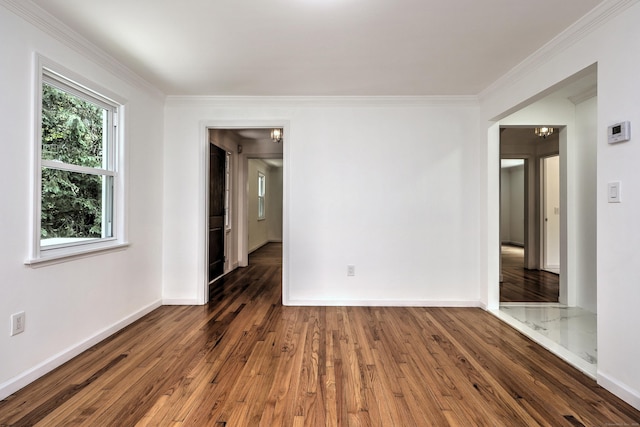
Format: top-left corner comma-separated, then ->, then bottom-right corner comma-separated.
535,127 -> 554,138
271,128 -> 282,143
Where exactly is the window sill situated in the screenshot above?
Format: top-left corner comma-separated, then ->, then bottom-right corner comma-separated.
25,242 -> 130,268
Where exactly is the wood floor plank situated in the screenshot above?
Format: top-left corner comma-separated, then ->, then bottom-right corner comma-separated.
500,244 -> 559,302
1,243 -> 639,426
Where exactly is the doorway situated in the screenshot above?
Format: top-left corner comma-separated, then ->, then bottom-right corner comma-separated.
489,66 -> 599,376
205,126 -> 285,302
499,129 -> 560,303
208,143 -> 227,283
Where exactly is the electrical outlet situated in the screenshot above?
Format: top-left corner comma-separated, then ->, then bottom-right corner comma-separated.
347,265 -> 355,277
11,312 -> 25,336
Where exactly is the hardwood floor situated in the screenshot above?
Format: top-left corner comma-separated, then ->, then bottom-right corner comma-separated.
500,245 -> 560,303
2,243 -> 638,426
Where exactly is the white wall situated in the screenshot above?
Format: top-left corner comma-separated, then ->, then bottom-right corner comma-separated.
509,166 -> 525,245
500,168 -> 512,243
500,165 -> 526,246
480,1 -> 640,409
268,166 -> 283,243
0,5 -> 165,399
574,96 -> 597,313
501,165 -> 525,246
163,98 -> 481,306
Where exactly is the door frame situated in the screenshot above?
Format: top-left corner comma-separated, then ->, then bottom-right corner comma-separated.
541,154 -> 561,274
200,120 -> 289,304
488,125 -> 571,309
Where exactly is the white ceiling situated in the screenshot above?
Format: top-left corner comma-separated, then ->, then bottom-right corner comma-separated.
29,0 -> 603,96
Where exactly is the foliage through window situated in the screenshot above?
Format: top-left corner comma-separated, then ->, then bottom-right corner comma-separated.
33,64 -> 123,261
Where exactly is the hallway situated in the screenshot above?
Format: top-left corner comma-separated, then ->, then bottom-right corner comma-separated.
500,245 -> 559,303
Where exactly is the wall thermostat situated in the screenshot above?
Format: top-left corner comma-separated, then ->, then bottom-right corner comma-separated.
608,121 -> 630,144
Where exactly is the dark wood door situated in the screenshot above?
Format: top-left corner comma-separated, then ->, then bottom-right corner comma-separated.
209,144 -> 225,282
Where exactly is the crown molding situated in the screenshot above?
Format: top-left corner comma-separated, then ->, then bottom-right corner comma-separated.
568,85 -> 598,105
165,95 -> 479,108
0,0 -> 165,100
478,0 -> 637,101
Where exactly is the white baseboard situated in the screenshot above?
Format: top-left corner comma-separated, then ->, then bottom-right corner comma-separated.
249,242 -> 267,254
283,299 -> 482,307
249,240 -> 282,254
0,299 -> 162,401
162,298 -> 202,305
598,371 -> 640,411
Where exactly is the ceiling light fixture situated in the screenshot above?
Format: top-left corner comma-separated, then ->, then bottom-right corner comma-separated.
271,128 -> 282,143
535,127 -> 554,138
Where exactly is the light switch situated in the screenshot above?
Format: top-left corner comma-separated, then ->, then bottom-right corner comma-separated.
608,181 -> 621,203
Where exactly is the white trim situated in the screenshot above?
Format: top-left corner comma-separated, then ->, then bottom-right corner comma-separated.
41,160 -> 116,177
30,54 -> 44,264
568,85 -> 598,105
597,372 -> 640,411
0,299 -> 161,401
284,299 -> 483,307
479,0 -> 635,101
30,54 -> 128,264
201,120 -> 291,306
0,0 -> 164,100
37,54 -> 127,111
167,95 -> 478,108
161,299 -> 203,306
25,242 -> 129,267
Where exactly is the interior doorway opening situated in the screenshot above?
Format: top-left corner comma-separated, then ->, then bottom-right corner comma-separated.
499,129 -> 560,303
489,65 -> 598,377
205,127 -> 284,302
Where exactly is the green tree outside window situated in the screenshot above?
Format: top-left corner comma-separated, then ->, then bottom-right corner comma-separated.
41,83 -> 108,240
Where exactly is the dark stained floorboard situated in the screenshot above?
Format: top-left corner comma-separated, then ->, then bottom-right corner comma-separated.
500,244 -> 560,302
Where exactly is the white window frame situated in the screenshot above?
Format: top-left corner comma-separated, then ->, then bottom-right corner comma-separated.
258,172 -> 266,221
27,56 -> 128,265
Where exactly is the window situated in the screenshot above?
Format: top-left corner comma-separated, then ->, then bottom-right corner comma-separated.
29,60 -> 126,264
258,172 -> 266,220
